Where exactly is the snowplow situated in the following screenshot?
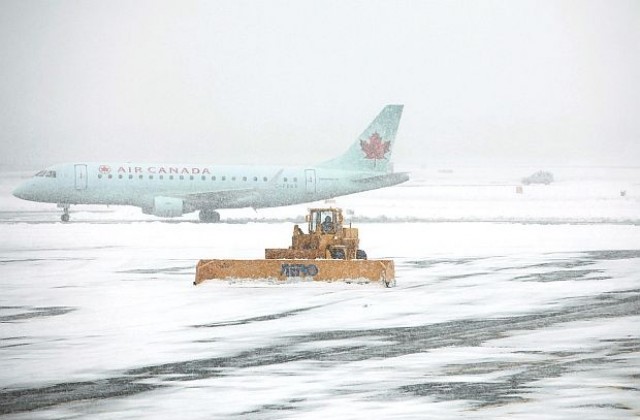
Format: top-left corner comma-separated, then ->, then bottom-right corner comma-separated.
194,208 -> 395,287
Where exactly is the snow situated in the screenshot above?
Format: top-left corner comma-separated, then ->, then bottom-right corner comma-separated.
1,166 -> 639,418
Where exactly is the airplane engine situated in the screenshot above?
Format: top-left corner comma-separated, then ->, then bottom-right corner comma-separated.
149,196 -> 184,217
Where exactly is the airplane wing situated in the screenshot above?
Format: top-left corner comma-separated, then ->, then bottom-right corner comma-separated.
178,168 -> 285,209
352,172 -> 410,186
180,188 -> 261,208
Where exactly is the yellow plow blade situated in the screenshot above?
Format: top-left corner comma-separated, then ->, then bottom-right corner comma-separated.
194,259 -> 395,287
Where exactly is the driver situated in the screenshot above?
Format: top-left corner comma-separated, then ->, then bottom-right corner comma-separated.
321,215 -> 334,233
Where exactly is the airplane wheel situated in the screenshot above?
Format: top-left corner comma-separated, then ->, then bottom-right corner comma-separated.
199,210 -> 220,223
61,214 -> 70,222
331,249 -> 345,260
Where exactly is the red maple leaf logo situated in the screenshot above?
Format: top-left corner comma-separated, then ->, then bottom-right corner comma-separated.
360,132 -> 390,160
99,165 -> 111,174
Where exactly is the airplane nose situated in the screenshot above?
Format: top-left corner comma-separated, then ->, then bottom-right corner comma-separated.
12,185 -> 24,199
12,184 -> 30,200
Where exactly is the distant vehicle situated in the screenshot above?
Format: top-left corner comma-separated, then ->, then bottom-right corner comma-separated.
13,105 -> 409,222
522,171 -> 554,185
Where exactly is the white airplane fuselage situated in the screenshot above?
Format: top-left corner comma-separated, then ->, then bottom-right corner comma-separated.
13,105 -> 408,221
14,162 -> 408,210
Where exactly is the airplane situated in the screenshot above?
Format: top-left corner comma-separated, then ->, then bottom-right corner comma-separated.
13,105 -> 409,222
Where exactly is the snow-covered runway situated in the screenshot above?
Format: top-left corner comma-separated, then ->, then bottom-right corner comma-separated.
1,168 -> 639,418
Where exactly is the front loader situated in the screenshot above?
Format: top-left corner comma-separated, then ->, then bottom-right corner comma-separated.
195,208 -> 395,287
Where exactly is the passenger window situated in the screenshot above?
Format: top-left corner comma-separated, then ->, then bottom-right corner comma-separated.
263,177 -> 268,182
149,175 -> 153,180
98,174 -> 103,179
108,174 -> 113,179
201,175 -> 206,181
242,176 -> 247,181
138,175 -> 143,180
169,175 -> 174,180
118,174 -> 123,179
253,176 -> 258,181
212,176 -> 216,181
222,176 -> 226,181
190,176 -> 194,180
129,174 -> 133,179
179,175 -> 184,180
159,175 -> 163,180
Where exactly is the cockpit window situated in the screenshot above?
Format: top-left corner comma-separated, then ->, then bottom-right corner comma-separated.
35,170 -> 46,177
36,170 -> 56,178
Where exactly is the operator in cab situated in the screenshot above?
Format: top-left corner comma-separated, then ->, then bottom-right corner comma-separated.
321,215 -> 335,233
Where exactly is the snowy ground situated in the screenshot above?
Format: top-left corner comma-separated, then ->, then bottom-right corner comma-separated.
1,167 -> 639,419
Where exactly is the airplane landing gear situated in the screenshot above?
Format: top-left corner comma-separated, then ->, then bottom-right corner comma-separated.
199,209 -> 220,223
59,204 -> 70,222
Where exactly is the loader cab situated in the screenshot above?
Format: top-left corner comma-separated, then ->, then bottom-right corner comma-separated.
307,208 -> 343,235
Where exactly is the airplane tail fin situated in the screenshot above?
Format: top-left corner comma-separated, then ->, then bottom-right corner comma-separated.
319,105 -> 404,173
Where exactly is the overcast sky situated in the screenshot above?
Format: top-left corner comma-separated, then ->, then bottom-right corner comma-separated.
0,0 -> 638,169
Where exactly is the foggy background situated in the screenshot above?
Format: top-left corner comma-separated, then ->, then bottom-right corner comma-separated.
0,0 -> 638,170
